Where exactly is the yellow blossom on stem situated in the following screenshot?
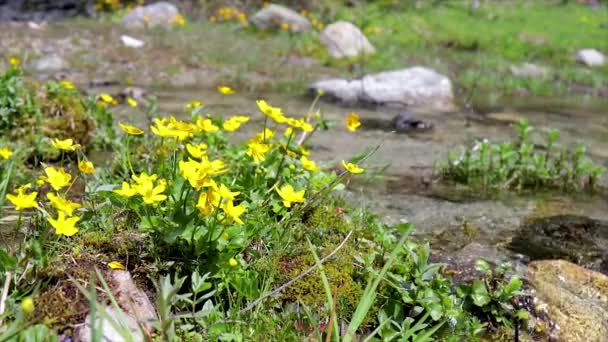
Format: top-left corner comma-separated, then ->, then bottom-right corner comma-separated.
256,100 -> 287,123
286,118 -> 313,132
275,184 -> 305,208
47,192 -> 81,216
196,186 -> 221,215
186,143 -> 208,159
48,211 -> 79,236
217,86 -> 235,95
127,97 -> 138,107
251,128 -> 275,143
59,80 -> 74,89
186,100 -> 202,110
222,200 -> 245,224
44,167 -> 72,191
342,160 -> 364,174
9,57 -> 20,66
229,257 -> 238,267
51,138 -> 81,151
78,160 -> 95,174
114,181 -> 138,197
218,184 -> 239,201
0,146 -> 13,160
222,115 -> 249,132
132,172 -> 158,185
246,141 -> 271,163
99,93 -> 117,105
108,261 -> 126,270
20,297 -> 34,315
196,117 -> 220,133
6,188 -> 38,211
119,122 -> 144,135
300,156 -> 319,172
137,178 -> 167,204
151,118 -> 191,140
346,112 -> 361,132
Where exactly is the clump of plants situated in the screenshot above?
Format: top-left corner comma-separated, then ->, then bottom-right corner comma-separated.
439,119 -> 605,192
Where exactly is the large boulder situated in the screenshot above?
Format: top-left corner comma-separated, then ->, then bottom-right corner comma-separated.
121,1 -> 179,29
528,260 -> 608,341
320,21 -> 375,58
250,4 -> 311,32
576,48 -> 606,67
310,67 -> 455,111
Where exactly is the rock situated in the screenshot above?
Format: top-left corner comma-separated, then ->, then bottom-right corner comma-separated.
108,270 -> 156,327
320,21 -> 375,58
310,67 -> 455,111
510,63 -> 550,78
391,112 -> 433,133
121,1 -> 179,29
120,35 -> 145,48
528,260 -> 608,341
485,112 -> 527,124
74,306 -> 145,342
250,4 -> 311,32
509,215 -> 608,274
576,49 -> 606,67
119,87 -> 147,102
0,0 -> 93,22
31,54 -> 69,72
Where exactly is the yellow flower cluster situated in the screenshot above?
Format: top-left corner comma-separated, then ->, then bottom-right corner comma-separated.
113,172 -> 167,205
365,26 -> 382,35
169,13 -> 186,26
210,7 -> 248,27
299,10 -> 324,31
150,116 -> 220,141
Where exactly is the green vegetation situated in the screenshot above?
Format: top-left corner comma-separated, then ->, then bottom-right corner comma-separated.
0,66 -> 533,340
439,119 -> 605,192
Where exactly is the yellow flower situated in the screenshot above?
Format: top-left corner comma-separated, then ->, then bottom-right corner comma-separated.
9,57 -> 20,66
222,200 -> 245,224
137,178 -> 167,204
280,22 -> 289,31
78,160 -> 95,174
256,100 -> 286,123
151,118 -> 191,140
170,13 -> 186,26
229,257 -> 238,267
132,172 -> 158,185
218,184 -> 239,201
222,115 -> 249,132
286,118 -> 313,132
179,159 -> 210,189
59,80 -> 75,89
283,127 -> 293,137
251,129 -> 275,143
47,192 -> 81,216
186,100 -> 202,110
44,167 -> 72,191
275,184 -> 305,208
0,146 -> 13,160
108,261 -> 126,270
217,86 -> 235,95
6,188 -> 38,211
48,211 -> 79,236
342,160 -> 364,174
301,156 -> 319,172
196,117 -> 220,133
196,186 -> 221,215
99,93 -> 117,104
127,97 -> 138,107
169,117 -> 198,133
51,138 -> 81,151
186,143 -> 208,159
113,181 -> 137,197
20,297 -> 34,315
119,122 -> 144,135
246,142 -> 271,163
346,112 -> 361,132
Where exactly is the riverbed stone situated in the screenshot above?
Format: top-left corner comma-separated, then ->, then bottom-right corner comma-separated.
31,54 -> 69,72
250,4 -> 311,32
108,270 -> 156,327
320,21 -> 375,58
527,260 -> 608,342
509,215 -> 608,274
310,67 -> 455,111
510,63 -> 549,78
121,1 -> 179,29
575,48 -> 606,67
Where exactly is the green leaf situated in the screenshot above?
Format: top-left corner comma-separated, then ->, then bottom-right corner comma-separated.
471,280 -> 491,307
502,276 -> 523,297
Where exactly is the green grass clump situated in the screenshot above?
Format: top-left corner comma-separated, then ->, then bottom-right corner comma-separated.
439,119 -> 605,192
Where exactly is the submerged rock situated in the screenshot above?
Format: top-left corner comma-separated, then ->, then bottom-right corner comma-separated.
576,48 -> 606,67
121,1 -> 179,29
528,260 -> 608,341
250,4 -> 311,32
391,112 -> 433,133
310,67 -> 454,111
509,215 -> 608,274
320,21 -> 375,58
510,63 -> 550,78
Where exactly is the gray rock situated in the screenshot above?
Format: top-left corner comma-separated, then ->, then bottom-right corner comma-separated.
75,306 -> 145,342
510,63 -> 549,78
310,67 -> 455,111
109,270 -> 156,328
31,54 -> 69,72
121,1 -> 179,29
0,0 -> 94,22
250,4 -> 311,32
320,21 -> 375,59
576,48 -> 606,67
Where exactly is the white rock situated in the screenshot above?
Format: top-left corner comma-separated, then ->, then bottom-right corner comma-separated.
120,35 -> 145,48
121,1 -> 179,29
320,21 -> 375,58
31,54 -> 68,72
310,67 -> 455,112
576,49 -> 606,67
510,63 -> 550,77
250,4 -> 311,32
75,306 -> 145,342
